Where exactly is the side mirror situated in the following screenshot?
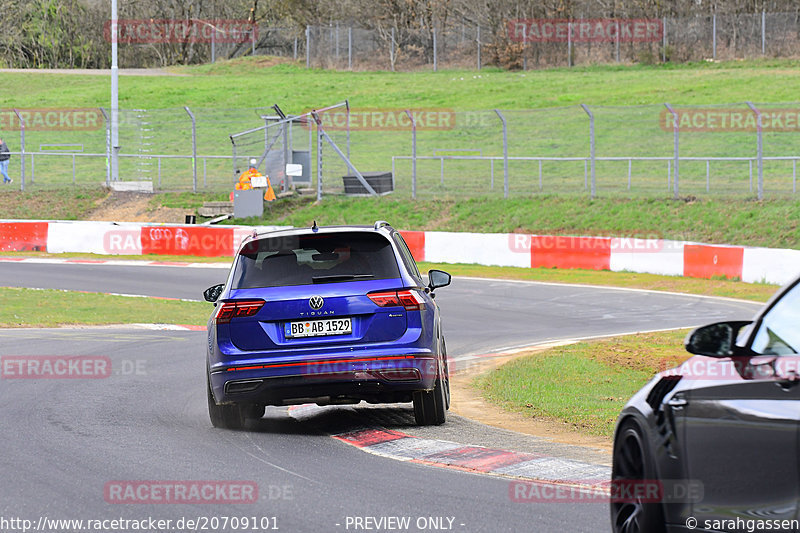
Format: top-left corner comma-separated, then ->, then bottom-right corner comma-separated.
685,321 -> 752,357
428,269 -> 451,291
203,283 -> 225,303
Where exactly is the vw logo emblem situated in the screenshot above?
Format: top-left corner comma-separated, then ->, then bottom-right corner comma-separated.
309,296 -> 324,310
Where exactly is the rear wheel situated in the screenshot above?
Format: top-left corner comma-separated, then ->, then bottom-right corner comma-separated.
610,420 -> 665,533
413,358 -> 448,426
207,377 -> 246,430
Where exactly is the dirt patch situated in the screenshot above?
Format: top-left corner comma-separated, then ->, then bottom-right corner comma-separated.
450,348 -> 613,451
85,191 -> 191,223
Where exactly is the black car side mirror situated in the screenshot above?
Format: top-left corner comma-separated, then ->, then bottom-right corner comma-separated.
203,283 -> 225,303
428,269 -> 451,291
684,320 -> 753,357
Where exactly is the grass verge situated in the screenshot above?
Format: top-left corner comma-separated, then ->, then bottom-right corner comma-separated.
474,329 -> 691,437
0,187 -> 106,220
0,287 -> 211,327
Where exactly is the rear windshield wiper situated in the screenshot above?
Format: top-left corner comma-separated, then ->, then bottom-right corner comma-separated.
311,274 -> 374,283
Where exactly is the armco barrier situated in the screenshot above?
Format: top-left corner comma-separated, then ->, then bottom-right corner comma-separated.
49,221 -> 141,255
0,222 -> 48,252
140,226 -> 234,257
683,244 -> 744,280
425,232 -> 528,267
0,221 -> 797,286
530,236 -> 611,271
609,239 -> 685,277
743,248 -> 800,285
400,230 -> 426,262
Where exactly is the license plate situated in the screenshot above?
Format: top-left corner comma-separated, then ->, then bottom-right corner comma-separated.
285,317 -> 352,338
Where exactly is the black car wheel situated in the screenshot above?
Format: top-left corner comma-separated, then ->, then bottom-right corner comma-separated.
207,376 -> 245,430
611,420 -> 665,533
413,357 -> 447,426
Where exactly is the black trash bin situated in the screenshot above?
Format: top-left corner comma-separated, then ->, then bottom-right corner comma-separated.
342,171 -> 394,196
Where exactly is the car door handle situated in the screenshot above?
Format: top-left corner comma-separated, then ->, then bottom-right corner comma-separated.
667,397 -> 688,408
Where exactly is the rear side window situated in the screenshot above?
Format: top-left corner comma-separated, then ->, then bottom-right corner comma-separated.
231,232 -> 401,288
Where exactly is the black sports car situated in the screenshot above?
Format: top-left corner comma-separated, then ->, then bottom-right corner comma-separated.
611,274 -> 800,533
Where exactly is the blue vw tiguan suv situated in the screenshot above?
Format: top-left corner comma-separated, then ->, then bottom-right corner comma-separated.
204,221 -> 451,429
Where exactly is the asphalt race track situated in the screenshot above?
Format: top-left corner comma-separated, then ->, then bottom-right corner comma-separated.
0,262 -> 763,532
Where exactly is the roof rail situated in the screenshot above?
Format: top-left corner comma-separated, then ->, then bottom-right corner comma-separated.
374,220 -> 391,230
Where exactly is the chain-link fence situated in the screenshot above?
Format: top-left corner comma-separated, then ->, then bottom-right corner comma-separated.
105,13 -> 800,70
2,102 -> 798,199
163,12 -> 800,71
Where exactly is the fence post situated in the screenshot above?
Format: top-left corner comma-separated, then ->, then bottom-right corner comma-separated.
316,121 -> 323,201
184,106 -> 197,192
306,26 -> 311,68
664,103 -> 679,199
477,26 -> 482,70
293,36 -> 298,61
404,109 -> 417,200
391,27 -> 396,72
100,107 -> 110,187
345,100 -> 351,160
13,109 -> 24,191
348,27 -> 352,69
746,101 -> 764,200
433,27 -> 438,71
230,138 -> 237,187
580,104 -> 596,199
662,17 -> 667,62
712,13 -> 716,60
211,29 -> 216,63
567,22 -> 572,67
494,110 -> 509,198
251,24 -> 256,55
761,10 -> 766,55
615,20 -> 620,62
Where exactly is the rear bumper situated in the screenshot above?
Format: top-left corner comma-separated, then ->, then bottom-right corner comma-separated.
209,352 -> 438,406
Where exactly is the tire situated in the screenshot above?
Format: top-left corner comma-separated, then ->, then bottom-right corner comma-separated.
412,359 -> 447,426
207,376 -> 245,430
441,340 -> 451,411
610,420 -> 666,533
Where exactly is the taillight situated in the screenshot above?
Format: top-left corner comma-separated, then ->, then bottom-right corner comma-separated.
214,300 -> 265,324
368,290 -> 425,311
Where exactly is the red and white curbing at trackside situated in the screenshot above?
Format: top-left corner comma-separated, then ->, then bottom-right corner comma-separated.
0,220 -> 798,285
288,404 -> 611,490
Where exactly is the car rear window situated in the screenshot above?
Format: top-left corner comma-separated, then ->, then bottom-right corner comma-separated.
231,231 -> 401,288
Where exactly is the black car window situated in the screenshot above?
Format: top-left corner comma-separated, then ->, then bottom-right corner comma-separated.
231,232 -> 401,288
751,282 -> 800,356
393,233 -> 422,282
